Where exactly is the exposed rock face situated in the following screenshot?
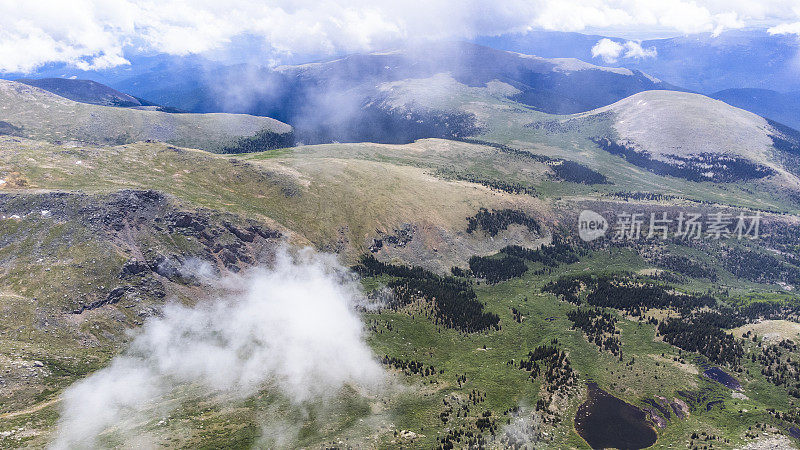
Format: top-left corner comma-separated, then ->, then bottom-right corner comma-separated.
0,189 -> 282,315
120,260 -> 149,277
370,223 -> 416,252
75,286 -> 134,313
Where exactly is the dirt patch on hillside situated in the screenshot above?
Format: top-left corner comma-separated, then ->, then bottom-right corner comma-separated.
732,320 -> 800,343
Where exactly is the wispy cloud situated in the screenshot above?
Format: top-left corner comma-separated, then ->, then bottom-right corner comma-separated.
0,1 -> 799,73
50,248 -> 386,448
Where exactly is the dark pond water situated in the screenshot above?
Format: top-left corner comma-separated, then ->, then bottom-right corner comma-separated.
575,383 -> 658,449
703,367 -> 741,390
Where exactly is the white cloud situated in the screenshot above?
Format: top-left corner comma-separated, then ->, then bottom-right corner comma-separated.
622,41 -> 658,59
769,22 -> 800,35
713,12 -> 745,37
51,248 -> 386,448
591,38 -> 657,63
0,0 -> 798,73
591,38 -> 625,63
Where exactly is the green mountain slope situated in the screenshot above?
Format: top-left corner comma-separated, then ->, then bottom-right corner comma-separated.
2,83 -> 800,449
0,80 -> 293,152
15,78 -> 145,107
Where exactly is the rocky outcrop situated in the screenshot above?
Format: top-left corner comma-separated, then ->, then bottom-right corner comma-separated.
0,189 -> 282,314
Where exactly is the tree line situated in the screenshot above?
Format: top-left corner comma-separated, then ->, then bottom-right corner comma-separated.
567,308 -> 621,356
724,246 -> 800,285
355,255 -> 500,332
435,168 -> 537,196
751,336 -> 800,398
501,238 -> 582,267
218,129 -> 295,154
543,274 -> 716,312
381,355 -> 440,378
516,339 -> 576,395
657,313 -> 744,366
594,137 -> 774,182
455,240 -> 584,285
654,254 -> 717,281
467,254 -> 528,284
452,137 -> 608,184
466,208 -> 541,236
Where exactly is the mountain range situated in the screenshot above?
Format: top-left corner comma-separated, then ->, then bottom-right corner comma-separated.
9,32 -> 800,142
3,29 -> 800,449
477,29 -> 800,93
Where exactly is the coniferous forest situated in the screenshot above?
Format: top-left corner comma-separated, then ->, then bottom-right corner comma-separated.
355,255 -> 500,332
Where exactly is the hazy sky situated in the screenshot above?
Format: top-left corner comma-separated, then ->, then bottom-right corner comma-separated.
1,0 -> 799,73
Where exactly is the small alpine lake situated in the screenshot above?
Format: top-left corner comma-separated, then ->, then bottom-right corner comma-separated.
575,383 -> 658,449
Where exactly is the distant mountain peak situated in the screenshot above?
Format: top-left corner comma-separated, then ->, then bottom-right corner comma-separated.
15,77 -> 144,107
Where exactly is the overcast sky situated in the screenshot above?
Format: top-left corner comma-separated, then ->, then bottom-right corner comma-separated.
1,0 -> 799,73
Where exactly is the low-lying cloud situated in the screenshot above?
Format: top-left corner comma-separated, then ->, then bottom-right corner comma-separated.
499,406 -> 546,447
50,248 -> 386,449
591,38 -> 657,64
